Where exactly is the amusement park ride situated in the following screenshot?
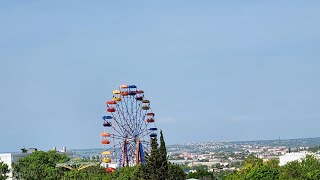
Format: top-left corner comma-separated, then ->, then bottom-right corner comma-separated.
101,84 -> 158,172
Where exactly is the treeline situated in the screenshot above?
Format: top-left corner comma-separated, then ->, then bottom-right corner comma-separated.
181,154 -> 320,180
7,134 -> 320,180
224,154 -> 320,180
9,131 -> 185,180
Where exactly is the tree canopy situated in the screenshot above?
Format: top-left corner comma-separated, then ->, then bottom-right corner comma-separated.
12,150 -> 69,180
11,130 -> 186,180
0,159 -> 9,180
225,154 -> 320,180
139,130 -> 185,180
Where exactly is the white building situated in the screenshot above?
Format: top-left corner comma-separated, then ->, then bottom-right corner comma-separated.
279,152 -> 310,166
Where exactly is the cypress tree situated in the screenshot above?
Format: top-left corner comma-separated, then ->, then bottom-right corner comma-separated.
140,137 -> 161,180
159,130 -> 169,179
139,130 -> 185,180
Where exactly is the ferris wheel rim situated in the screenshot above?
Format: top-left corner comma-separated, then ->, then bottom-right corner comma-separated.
101,84 -> 158,167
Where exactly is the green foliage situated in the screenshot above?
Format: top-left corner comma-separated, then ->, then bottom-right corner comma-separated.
12,152 -> 111,180
279,155 -> 320,180
81,165 -> 106,175
21,147 -> 27,153
112,165 -> 140,180
141,131 -> 160,180
62,164 -> 120,180
62,169 -> 89,180
141,137 -> 162,179
180,164 -> 190,171
186,165 -> 214,180
167,162 -> 186,180
212,170 -> 234,180
243,154 -> 263,169
226,156 -> 279,180
159,130 -> 169,179
224,154 -> 320,180
0,159 -> 9,180
308,146 -> 320,153
12,150 -> 69,180
11,131 -> 185,180
140,130 -> 185,180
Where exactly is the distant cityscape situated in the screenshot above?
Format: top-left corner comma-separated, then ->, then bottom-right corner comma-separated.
70,137 -> 320,171
2,136 -> 320,179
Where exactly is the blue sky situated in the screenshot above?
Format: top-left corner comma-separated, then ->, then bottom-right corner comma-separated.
0,1 -> 320,152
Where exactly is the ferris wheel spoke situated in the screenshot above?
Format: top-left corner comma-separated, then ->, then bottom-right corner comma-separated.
127,96 -> 137,132
114,109 -> 127,130
139,142 -> 151,155
122,96 -> 134,127
137,130 -> 149,137
116,102 -> 134,135
127,143 -> 136,162
130,96 -> 137,132
140,142 -> 150,148
139,132 -> 152,139
105,143 -> 122,152
134,102 -> 144,132
140,140 -> 151,145
110,111 -> 125,135
110,147 -> 123,160
131,95 -> 140,132
137,119 -> 150,136
134,96 -> 139,131
113,110 -> 132,136
115,103 -> 127,127
137,106 -> 154,135
111,134 -> 130,139
111,135 -> 129,140
135,104 -> 145,133
108,113 -> 126,137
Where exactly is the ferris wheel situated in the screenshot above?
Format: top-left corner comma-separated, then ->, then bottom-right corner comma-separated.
101,84 -> 157,168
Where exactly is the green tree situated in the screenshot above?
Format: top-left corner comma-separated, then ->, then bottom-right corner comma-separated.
186,165 -> 214,180
279,155 -> 320,180
0,160 -> 9,180
139,130 -> 185,180
212,170 -> 234,180
60,164 -> 114,180
140,137 -> 162,180
243,154 -> 263,169
308,145 -> 320,153
81,165 -> 106,175
21,147 -> 27,153
62,169 -> 89,180
114,165 -> 140,180
12,150 -> 69,180
225,156 -> 279,180
167,163 -> 186,180
159,130 -> 169,179
91,155 -> 96,161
